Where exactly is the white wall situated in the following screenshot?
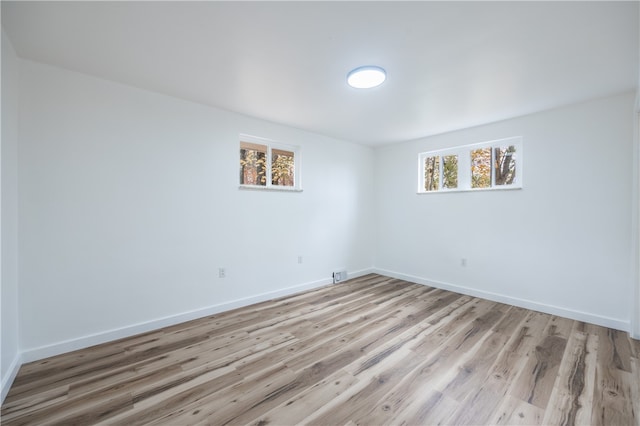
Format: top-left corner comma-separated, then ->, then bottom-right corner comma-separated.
634,95 -> 640,339
374,93 -> 635,331
634,5 -> 640,338
1,30 -> 21,400
17,60 -> 375,358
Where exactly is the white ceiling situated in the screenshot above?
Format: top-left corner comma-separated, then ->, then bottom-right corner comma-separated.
2,1 -> 638,146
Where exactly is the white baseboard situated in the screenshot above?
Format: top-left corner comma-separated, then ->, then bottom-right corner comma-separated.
21,269 -> 374,364
1,352 -> 22,404
345,268 -> 375,281
6,266 -> 631,399
374,268 -> 630,333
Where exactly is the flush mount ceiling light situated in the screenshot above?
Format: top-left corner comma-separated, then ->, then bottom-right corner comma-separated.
347,66 -> 386,89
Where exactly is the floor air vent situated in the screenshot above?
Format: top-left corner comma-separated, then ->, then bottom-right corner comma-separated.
333,270 -> 347,283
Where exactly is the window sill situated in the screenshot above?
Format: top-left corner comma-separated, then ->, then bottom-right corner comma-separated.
417,186 -> 522,195
239,185 -> 303,193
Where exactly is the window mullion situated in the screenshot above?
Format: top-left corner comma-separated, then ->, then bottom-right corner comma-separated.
266,145 -> 272,188
439,155 -> 444,190
491,145 -> 496,187
459,147 -> 469,191
418,154 -> 425,192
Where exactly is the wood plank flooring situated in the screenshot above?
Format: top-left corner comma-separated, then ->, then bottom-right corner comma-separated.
2,274 -> 639,425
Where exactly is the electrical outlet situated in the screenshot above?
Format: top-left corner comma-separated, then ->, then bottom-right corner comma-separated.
461,258 -> 467,267
219,268 -> 226,278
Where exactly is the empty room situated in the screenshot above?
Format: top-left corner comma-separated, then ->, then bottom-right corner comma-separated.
1,1 -> 640,425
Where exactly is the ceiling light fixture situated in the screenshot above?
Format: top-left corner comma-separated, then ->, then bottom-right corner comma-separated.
347,66 -> 386,89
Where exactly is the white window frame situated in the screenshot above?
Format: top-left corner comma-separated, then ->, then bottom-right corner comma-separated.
418,136 -> 523,194
239,134 -> 302,192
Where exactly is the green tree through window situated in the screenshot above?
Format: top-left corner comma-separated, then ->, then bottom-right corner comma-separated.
240,142 -> 267,186
494,146 -> 516,185
271,149 -> 295,187
418,137 -> 521,193
424,156 -> 439,191
240,137 -> 301,191
471,147 -> 492,188
443,155 -> 458,189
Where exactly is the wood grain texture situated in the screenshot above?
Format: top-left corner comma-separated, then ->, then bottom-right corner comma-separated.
2,274 -> 639,425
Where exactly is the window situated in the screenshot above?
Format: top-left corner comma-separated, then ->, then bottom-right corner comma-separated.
239,135 -> 301,191
240,141 -> 267,186
442,154 -> 458,189
424,155 -> 440,191
494,145 -> 517,185
423,154 -> 459,192
418,137 -> 522,193
470,147 -> 492,189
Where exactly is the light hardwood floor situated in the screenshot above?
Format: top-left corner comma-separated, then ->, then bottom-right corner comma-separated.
2,274 -> 639,425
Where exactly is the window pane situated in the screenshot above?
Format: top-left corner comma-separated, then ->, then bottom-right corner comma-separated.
240,142 -> 267,186
442,155 -> 458,189
494,145 -> 516,185
272,148 -> 295,187
471,147 -> 491,188
424,156 -> 440,191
